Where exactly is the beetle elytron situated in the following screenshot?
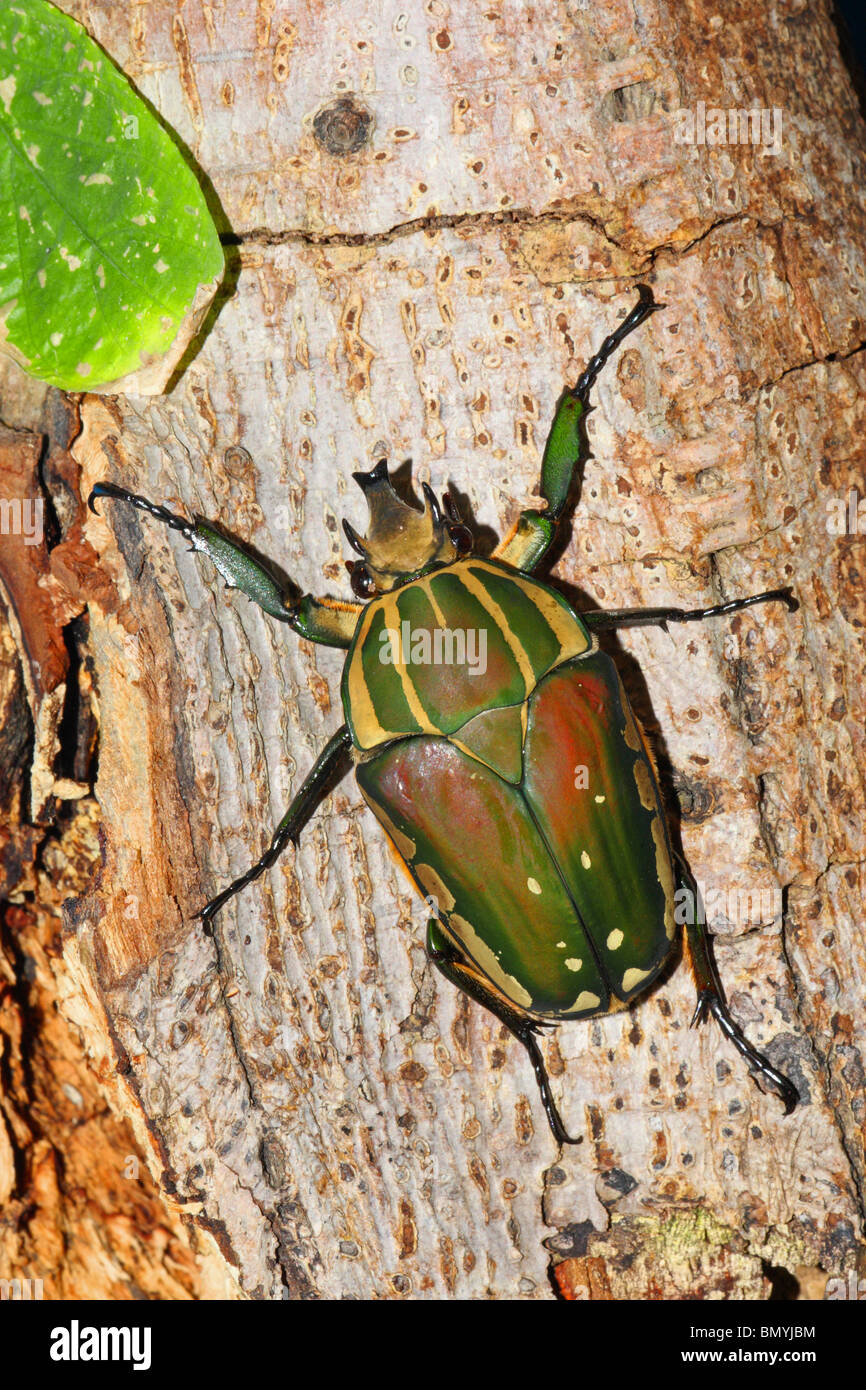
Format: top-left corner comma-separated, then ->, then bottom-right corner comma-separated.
90,286 -> 798,1142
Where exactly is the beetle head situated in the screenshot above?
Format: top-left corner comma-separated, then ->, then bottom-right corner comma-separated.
343,459 -> 472,596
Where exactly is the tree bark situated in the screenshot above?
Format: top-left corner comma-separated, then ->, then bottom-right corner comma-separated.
1,0 -> 864,1299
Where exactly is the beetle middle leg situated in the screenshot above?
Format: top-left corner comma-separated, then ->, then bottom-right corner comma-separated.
676,854 -> 799,1115
198,726 -> 352,930
425,919 -> 581,1146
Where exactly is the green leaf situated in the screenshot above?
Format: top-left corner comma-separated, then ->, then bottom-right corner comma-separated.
0,0 -> 224,393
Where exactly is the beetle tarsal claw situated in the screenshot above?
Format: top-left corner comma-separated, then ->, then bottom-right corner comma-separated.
690,990 -> 712,1028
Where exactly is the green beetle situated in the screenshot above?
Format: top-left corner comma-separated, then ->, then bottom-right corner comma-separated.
89,286 -> 798,1143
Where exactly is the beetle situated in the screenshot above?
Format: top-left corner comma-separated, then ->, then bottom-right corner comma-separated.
89,285 -> 799,1143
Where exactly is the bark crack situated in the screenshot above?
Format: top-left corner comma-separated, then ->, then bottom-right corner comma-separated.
225,203 -> 628,253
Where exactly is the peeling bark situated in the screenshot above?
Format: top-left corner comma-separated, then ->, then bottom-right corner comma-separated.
0,0 -> 864,1300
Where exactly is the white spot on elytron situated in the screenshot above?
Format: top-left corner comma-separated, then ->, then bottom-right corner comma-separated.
607,929 -> 624,951
622,967 -> 652,993
565,958 -> 582,973
581,850 -> 591,870
527,877 -> 542,895
573,990 -> 600,1011
556,940 -> 566,948
594,794 -> 605,803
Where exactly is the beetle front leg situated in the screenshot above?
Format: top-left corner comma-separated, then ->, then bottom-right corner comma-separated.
496,285 -> 663,573
583,587 -> 798,632
198,725 -> 352,929
676,855 -> 799,1115
88,482 -> 361,647
425,920 -> 581,1146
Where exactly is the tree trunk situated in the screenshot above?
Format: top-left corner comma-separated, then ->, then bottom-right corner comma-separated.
1,0 -> 864,1300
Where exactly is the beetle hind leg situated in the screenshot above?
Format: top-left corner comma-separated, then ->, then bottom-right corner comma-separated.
677,856 -> 799,1115
425,920 -> 581,1146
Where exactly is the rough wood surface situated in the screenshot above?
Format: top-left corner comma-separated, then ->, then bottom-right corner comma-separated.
1,0 -> 864,1299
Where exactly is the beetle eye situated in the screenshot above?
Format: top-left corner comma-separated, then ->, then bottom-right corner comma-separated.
449,523 -> 473,556
350,565 -> 377,599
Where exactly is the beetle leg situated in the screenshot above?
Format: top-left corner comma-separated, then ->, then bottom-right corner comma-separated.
197,726 -> 352,930
676,855 -> 799,1115
582,587 -> 798,632
495,285 -> 663,573
425,920 -> 582,1146
88,482 -> 361,647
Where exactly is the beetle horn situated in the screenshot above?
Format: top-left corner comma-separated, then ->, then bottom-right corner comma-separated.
351,459 -> 430,546
352,457 -> 393,493
346,457 -> 458,585
342,518 -> 370,558
421,481 -> 442,524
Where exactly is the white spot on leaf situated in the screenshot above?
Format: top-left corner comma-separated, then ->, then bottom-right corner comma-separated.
0,75 -> 17,114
